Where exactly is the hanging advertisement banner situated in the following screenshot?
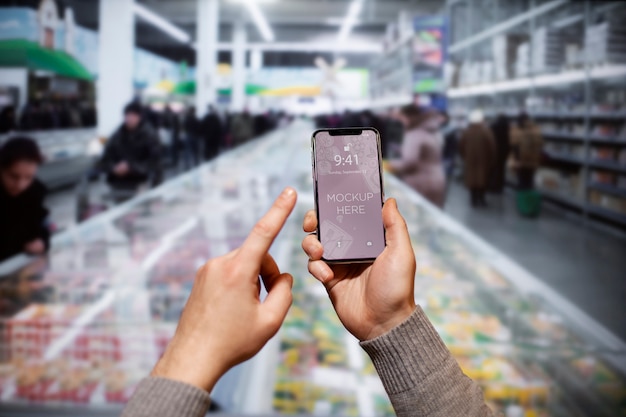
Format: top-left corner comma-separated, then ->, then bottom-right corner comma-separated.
413,15 -> 447,93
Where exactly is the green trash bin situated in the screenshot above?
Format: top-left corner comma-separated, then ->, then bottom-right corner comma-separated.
516,190 -> 541,217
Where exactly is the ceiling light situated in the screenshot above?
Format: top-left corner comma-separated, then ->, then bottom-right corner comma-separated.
338,0 -> 364,42
228,0 -> 277,3
133,2 -> 190,44
244,1 -> 275,42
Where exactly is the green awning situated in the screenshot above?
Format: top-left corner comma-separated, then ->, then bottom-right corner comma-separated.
173,80 -> 195,95
0,39 -> 93,80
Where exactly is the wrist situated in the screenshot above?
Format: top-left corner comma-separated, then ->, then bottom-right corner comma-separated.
151,336 -> 224,393
363,303 -> 416,341
360,306 -> 452,396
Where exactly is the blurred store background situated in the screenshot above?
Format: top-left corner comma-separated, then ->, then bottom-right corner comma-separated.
0,0 -> 625,416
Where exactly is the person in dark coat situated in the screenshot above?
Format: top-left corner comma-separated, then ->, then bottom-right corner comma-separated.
510,112 -> 544,190
441,113 -> 460,187
0,106 -> 16,134
459,110 -> 496,208
229,110 -> 253,148
100,102 -> 162,196
182,106 -> 200,169
0,137 -> 50,262
489,114 -> 510,193
201,105 -> 222,160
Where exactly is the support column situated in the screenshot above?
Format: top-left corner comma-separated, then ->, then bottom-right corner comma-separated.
250,49 -> 263,71
97,0 -> 134,137
231,20 -> 247,112
196,0 -> 219,118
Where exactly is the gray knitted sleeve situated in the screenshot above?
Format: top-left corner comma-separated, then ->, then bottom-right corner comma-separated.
121,377 -> 211,417
360,306 -> 495,417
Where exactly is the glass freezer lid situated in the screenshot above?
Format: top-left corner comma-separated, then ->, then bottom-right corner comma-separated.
0,121 -> 624,417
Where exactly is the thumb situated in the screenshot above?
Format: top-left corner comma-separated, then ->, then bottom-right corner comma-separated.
260,272 -> 293,334
382,198 -> 412,250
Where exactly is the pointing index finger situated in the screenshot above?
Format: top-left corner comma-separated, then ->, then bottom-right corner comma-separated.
240,187 -> 297,265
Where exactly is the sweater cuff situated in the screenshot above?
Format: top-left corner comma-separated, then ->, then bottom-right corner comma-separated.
121,377 -> 211,417
360,306 -> 451,395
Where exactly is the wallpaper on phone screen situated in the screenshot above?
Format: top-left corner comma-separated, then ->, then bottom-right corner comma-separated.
314,130 -> 385,261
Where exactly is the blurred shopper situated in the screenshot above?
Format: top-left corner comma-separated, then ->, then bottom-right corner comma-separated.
230,110 -> 253,147
338,110 -> 361,127
121,189 -> 492,417
182,106 -> 200,169
100,102 -> 162,199
459,110 -> 496,208
387,105 -> 446,208
510,112 -> 543,190
162,105 -> 181,168
201,105 -> 222,160
0,137 -> 49,261
0,106 -> 16,134
489,114 -> 510,193
253,112 -> 271,137
442,113 -> 461,190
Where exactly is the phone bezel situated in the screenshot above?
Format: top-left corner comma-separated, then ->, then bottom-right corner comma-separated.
311,127 -> 386,264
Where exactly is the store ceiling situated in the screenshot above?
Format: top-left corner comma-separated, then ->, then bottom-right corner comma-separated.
1,0 -> 444,65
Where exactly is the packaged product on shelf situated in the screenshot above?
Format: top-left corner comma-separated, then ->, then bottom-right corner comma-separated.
42,360 -> 100,402
480,61 -> 494,84
515,42 -> 530,78
589,191 -> 626,214
14,360 -> 54,401
532,27 -> 563,73
570,356 -> 626,407
591,147 -> 617,161
273,379 -> 358,415
584,18 -> 626,64
104,366 -> 143,403
492,34 -> 528,80
590,171 -> 616,185
592,124 -> 619,138
5,304 -> 83,360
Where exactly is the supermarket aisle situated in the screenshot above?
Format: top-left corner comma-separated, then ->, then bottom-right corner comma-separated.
443,181 -> 626,341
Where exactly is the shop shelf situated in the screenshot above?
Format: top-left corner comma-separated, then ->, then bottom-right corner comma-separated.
586,205 -> 626,226
542,131 -> 586,141
588,112 -> 626,121
531,111 -> 586,119
545,152 -> 585,165
538,189 -> 584,209
589,160 -> 626,174
588,135 -> 626,145
588,183 -> 626,198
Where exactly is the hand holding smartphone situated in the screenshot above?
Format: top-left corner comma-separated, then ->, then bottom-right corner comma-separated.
311,128 -> 386,263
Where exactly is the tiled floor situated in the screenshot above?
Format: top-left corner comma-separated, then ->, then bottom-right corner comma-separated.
444,181 -> 626,341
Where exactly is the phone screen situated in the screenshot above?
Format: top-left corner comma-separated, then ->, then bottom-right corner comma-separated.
312,128 -> 385,263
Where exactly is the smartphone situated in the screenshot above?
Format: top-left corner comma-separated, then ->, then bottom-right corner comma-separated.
311,127 -> 386,263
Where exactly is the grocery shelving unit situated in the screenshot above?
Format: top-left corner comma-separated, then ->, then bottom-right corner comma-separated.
446,0 -> 626,232
369,34 -> 414,108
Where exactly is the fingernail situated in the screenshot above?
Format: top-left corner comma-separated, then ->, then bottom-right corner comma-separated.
282,187 -> 295,197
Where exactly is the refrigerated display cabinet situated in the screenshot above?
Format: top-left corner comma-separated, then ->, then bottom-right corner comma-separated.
0,121 -> 624,417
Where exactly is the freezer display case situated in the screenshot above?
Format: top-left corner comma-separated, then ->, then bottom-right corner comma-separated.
0,121 -> 624,417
